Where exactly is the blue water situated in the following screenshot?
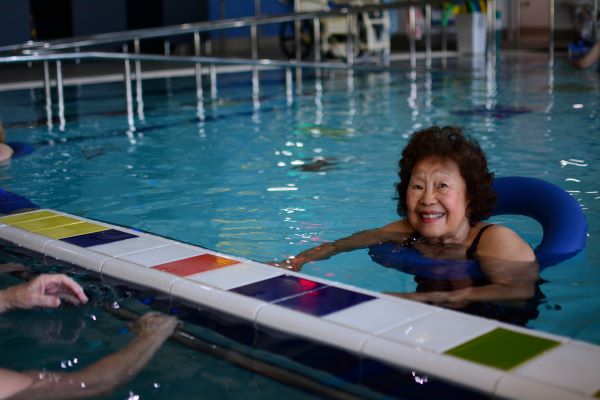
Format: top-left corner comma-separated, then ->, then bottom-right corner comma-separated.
1,52 -> 599,397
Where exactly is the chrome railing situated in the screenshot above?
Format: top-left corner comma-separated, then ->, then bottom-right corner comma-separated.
0,0 -> 472,132
4,0 -> 572,132
1,0 -> 459,70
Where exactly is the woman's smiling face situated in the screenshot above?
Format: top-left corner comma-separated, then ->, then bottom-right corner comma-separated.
406,156 -> 471,244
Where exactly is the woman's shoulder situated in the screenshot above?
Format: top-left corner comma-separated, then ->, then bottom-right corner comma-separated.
476,223 -> 536,261
0,143 -> 13,162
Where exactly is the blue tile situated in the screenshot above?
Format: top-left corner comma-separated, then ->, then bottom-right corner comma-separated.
230,275 -> 325,302
60,229 -> 137,247
276,286 -> 375,316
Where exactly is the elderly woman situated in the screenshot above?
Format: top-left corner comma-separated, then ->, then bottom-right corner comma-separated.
274,126 -> 539,307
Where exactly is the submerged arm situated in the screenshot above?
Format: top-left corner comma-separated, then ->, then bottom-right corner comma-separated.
6,312 -> 178,400
273,221 -> 412,271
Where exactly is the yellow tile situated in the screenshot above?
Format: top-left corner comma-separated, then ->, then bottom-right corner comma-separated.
13,216 -> 81,232
37,222 -> 108,239
0,210 -> 59,225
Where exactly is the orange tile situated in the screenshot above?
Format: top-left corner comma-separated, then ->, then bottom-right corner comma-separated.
152,253 -> 239,277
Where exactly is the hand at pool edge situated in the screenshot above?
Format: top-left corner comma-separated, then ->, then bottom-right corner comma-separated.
0,274 -> 89,313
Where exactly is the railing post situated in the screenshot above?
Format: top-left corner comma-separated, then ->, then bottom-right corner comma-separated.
382,10 -> 391,66
594,0 -> 599,42
163,39 -> 173,95
313,17 -> 321,62
133,38 -> 145,121
425,4 -> 432,69
313,16 -> 322,78
346,13 -> 355,66
205,38 -> 218,100
43,61 -> 53,130
194,31 -> 204,103
123,44 -> 135,133
251,0 -> 259,60
487,0 -> 496,59
55,60 -> 65,131
409,7 -> 417,69
548,0 -> 554,66
285,66 -> 293,106
442,6 -> 448,68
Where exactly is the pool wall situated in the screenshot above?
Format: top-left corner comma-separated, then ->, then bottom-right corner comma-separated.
1,208 -> 599,400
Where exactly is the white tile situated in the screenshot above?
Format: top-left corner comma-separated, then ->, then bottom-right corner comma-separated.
116,245 -> 203,267
512,341 -> 600,397
0,225 -> 54,253
495,373 -> 592,400
170,278 -> 267,321
324,297 -> 434,334
102,258 -> 181,293
187,262 -> 283,290
380,309 -> 498,353
255,303 -> 370,353
363,335 -> 505,395
44,240 -> 111,273
89,237 -> 170,257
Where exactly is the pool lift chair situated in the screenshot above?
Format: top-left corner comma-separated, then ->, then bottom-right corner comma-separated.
279,0 -> 391,60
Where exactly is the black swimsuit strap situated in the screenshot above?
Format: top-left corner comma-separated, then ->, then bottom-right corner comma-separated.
466,224 -> 495,259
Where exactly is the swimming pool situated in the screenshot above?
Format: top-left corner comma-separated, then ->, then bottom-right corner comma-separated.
1,51 -> 599,397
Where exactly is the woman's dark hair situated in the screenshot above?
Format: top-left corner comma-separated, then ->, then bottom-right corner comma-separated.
396,126 -> 496,226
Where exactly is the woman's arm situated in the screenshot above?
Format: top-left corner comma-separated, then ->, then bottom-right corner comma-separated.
6,312 -> 178,400
273,220 -> 412,271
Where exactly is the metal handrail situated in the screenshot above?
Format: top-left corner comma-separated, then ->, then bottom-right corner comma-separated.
0,0 -> 445,54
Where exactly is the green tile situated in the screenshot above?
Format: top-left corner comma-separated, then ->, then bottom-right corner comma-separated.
444,328 -> 560,371
0,210 -> 58,225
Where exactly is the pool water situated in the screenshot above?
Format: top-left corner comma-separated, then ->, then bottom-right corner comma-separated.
1,52 -> 599,397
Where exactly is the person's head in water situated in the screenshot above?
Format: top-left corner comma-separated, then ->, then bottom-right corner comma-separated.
396,126 -> 496,234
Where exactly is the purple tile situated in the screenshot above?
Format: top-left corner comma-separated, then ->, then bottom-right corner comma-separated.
61,229 -> 137,247
276,286 -> 376,316
230,275 -> 325,302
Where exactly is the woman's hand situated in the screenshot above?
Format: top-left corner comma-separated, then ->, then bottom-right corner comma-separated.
0,274 -> 88,313
269,258 -> 304,272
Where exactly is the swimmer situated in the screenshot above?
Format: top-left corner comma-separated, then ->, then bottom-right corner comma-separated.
273,126 -> 539,307
0,273 -> 178,400
0,123 -> 14,162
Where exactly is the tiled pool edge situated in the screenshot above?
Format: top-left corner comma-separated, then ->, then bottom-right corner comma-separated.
1,209 -> 598,400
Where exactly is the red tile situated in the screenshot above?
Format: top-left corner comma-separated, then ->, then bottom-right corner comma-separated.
152,253 -> 239,276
